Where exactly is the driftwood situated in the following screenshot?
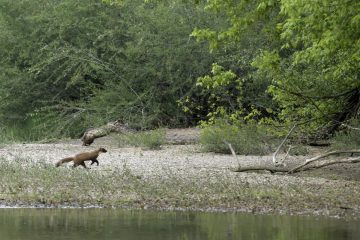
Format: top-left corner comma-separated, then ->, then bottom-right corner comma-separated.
81,120 -> 135,146
228,118 -> 360,174
232,156 -> 360,173
223,140 -> 241,168
301,156 -> 360,171
272,119 -> 318,166
231,150 -> 360,174
272,124 -> 297,166
288,149 -> 360,173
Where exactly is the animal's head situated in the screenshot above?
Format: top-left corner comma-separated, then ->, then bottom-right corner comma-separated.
99,147 -> 107,153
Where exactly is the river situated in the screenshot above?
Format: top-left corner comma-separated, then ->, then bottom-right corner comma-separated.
0,208 -> 359,239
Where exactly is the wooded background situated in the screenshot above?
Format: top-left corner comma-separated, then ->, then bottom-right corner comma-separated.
0,0 -> 358,141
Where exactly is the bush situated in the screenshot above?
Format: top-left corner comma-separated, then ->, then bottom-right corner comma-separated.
200,122 -> 273,155
117,129 -> 166,150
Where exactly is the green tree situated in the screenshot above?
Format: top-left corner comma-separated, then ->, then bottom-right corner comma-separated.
0,0 -> 132,138
185,0 -> 359,136
0,0 -> 216,139
265,0 -> 360,136
89,0 -> 216,128
178,0 -> 280,126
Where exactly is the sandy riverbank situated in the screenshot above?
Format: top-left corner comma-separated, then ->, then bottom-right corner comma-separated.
0,133 -> 359,219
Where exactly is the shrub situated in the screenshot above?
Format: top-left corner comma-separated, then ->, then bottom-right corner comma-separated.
332,118 -> 360,150
200,121 -> 273,155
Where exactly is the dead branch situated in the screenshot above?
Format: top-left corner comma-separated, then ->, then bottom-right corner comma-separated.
288,149 -> 360,173
302,156 -> 360,171
231,150 -> 360,174
224,140 -> 241,168
273,124 -> 297,166
282,145 -> 293,165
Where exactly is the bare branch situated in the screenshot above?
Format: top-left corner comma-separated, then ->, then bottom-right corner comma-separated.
232,150 -> 360,174
302,157 -> 360,171
288,149 -> 360,173
273,124 -> 297,166
224,140 -> 240,168
281,145 -> 293,166
231,156 -> 360,174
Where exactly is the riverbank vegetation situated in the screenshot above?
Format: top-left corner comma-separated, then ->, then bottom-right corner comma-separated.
0,0 -> 358,146
0,0 -> 359,216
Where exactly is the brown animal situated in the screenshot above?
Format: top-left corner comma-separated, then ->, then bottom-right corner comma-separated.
55,147 -> 107,168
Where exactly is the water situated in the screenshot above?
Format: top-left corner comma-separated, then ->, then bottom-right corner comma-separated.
0,208 -> 359,240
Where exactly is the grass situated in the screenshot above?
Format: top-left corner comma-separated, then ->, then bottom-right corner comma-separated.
0,156 -> 359,218
199,122 -> 276,155
0,124 -> 57,144
288,144 -> 309,156
332,119 -> 360,150
0,126 -> 29,144
116,129 -> 166,150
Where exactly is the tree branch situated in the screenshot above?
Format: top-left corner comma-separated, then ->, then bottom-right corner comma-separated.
288,149 -> 360,173
224,140 -> 241,168
302,157 -> 360,171
273,124 -> 297,166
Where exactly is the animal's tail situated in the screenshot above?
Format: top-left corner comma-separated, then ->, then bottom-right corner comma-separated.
55,157 -> 73,167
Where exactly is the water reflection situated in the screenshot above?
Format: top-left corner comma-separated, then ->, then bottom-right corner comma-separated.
0,208 -> 359,240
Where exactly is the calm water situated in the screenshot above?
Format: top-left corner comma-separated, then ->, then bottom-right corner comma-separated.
0,208 -> 359,240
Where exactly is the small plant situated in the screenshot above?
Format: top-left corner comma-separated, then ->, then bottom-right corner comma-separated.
117,129 -> 166,150
200,121 -> 273,155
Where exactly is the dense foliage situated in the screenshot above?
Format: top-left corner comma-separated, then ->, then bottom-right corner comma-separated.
0,0 -> 216,139
0,0 -> 359,141
188,0 -> 359,134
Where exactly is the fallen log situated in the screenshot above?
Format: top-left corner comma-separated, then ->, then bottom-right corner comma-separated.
81,120 -> 135,146
230,150 -> 360,174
